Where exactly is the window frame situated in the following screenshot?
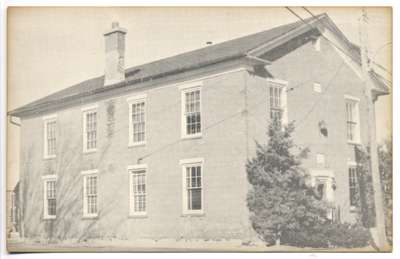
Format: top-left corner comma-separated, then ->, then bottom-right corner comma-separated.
127,94 -> 147,147
43,114 -> 57,159
82,104 -> 98,153
266,78 -> 288,125
127,164 -> 148,217
42,174 -> 57,220
344,95 -> 361,145
180,158 -> 204,215
180,83 -> 203,139
81,169 -> 99,218
348,162 -> 359,210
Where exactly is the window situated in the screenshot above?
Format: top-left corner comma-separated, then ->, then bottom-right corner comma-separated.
345,96 -> 360,143
180,158 -> 204,215
128,94 -> 147,146
82,170 -> 98,218
128,164 -> 147,216
82,106 -> 98,152
43,115 -> 57,159
267,79 -> 288,124
313,83 -> 322,93
43,175 -> 57,219
348,166 -> 358,207
181,87 -> 201,138
316,153 -> 325,166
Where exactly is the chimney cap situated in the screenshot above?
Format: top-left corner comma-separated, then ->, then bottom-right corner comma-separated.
104,22 -> 127,36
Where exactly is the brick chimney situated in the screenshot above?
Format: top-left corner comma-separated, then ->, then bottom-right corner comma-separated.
104,22 -> 127,86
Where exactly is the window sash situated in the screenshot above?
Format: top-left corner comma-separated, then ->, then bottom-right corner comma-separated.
46,121 -> 57,156
345,100 -> 359,142
184,90 -> 201,135
44,179 -> 56,217
348,167 -> 358,206
185,166 -> 202,211
84,175 -> 98,216
131,102 -> 146,143
85,111 -> 97,150
269,86 -> 283,120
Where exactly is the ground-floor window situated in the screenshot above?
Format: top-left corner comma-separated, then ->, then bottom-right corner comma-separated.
128,164 -> 147,216
180,158 -> 204,215
43,175 -> 57,219
82,170 -> 98,217
348,166 -> 358,208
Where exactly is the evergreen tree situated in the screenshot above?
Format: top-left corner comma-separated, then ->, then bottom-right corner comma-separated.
246,118 -> 327,246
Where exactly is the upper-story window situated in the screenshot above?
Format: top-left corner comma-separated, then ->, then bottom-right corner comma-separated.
128,94 -> 147,146
42,175 -> 57,219
345,96 -> 360,144
181,85 -> 202,138
267,78 -> 288,124
82,170 -> 98,218
82,105 -> 98,153
180,158 -> 204,215
43,115 -> 57,159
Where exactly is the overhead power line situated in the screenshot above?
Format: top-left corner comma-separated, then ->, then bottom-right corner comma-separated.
300,7 -> 392,76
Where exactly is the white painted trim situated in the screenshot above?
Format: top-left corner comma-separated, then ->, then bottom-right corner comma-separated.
43,177 -> 57,220
179,157 -> 204,165
344,96 -> 361,144
181,86 -> 203,139
127,164 -> 148,171
181,158 -> 204,216
81,169 -> 99,175
267,78 -> 288,126
347,161 -> 358,167
128,164 -> 148,216
266,77 -> 289,86
128,96 -> 147,147
43,117 -> 57,159
322,30 -> 364,80
127,93 -> 147,103
42,114 -> 57,121
42,174 -> 57,180
81,103 -> 99,112
177,81 -> 203,90
82,108 -> 98,153
82,171 -> 99,218
344,95 -> 361,102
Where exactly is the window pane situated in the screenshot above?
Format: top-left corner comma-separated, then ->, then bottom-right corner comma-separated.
131,170 -> 146,212
184,90 -> 201,135
185,165 -> 202,211
191,189 -> 202,210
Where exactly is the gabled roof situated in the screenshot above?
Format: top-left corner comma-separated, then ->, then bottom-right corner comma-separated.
9,13 -> 389,117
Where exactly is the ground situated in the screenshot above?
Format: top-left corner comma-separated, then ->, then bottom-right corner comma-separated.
7,238 -> 376,252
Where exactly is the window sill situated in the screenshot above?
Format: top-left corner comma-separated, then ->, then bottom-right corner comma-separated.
128,142 -> 146,148
181,211 -> 205,217
43,216 -> 56,220
82,215 -> 98,220
349,206 -> 358,213
83,149 -> 97,154
128,213 -> 148,219
347,141 -> 361,146
43,155 -> 56,160
181,133 -> 202,140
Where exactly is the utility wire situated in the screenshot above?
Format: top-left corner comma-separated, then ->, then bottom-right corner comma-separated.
301,7 -> 392,76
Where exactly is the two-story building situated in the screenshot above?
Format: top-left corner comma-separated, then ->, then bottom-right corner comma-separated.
8,14 -> 389,244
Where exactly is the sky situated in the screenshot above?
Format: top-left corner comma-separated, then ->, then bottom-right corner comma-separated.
6,7 -> 392,189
